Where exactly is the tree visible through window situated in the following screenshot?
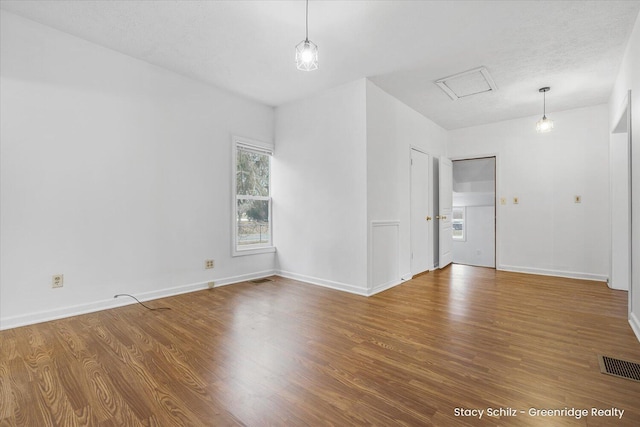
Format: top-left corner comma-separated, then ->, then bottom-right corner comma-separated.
233,139 -> 273,253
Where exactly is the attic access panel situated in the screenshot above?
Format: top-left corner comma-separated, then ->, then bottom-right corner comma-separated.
435,67 -> 497,100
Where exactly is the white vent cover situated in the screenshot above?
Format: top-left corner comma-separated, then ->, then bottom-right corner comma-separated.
435,67 -> 497,100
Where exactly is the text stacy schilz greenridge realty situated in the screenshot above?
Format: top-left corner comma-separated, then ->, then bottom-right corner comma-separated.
454,406 -> 625,420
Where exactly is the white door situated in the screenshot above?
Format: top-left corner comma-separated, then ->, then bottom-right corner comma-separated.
439,157 -> 453,268
410,149 -> 432,275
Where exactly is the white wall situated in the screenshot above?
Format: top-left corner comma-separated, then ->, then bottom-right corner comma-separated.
449,104 -> 610,281
0,11 -> 275,329
365,81 -> 448,283
609,10 -> 640,341
452,206 -> 495,268
273,80 -> 369,294
610,131 -> 630,291
273,79 -> 447,295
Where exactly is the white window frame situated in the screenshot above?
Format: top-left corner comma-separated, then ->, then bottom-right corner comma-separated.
452,206 -> 466,242
231,136 -> 275,256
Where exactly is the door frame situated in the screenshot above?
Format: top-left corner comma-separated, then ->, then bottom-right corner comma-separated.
610,90 -> 633,316
449,153 -> 500,269
610,92 -> 631,295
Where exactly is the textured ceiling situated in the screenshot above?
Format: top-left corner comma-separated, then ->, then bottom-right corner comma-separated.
1,0 -> 639,130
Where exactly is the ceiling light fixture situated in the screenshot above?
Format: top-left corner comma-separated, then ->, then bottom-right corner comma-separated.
536,87 -> 554,133
295,0 -> 318,71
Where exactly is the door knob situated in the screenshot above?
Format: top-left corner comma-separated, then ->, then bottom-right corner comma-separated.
425,216 -> 432,221
436,215 -> 441,219
441,215 -> 447,220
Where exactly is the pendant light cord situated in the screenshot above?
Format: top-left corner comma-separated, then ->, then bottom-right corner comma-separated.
543,90 -> 546,117
305,0 -> 309,41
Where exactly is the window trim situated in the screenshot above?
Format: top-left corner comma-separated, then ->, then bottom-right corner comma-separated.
231,136 -> 275,257
452,206 -> 466,242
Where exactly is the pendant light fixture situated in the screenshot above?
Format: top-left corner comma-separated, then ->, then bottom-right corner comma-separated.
295,0 -> 318,71
536,87 -> 554,133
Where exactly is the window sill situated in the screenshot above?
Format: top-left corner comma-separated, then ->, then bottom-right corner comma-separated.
232,246 -> 277,257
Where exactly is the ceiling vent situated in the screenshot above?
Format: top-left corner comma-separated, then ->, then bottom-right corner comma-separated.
435,67 -> 497,100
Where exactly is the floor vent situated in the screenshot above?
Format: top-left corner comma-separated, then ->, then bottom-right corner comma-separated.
249,278 -> 273,284
598,355 -> 640,382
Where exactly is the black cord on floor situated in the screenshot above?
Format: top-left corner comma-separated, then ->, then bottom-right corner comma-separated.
114,294 -> 171,311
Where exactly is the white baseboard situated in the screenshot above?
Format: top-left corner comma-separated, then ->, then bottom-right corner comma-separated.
277,270 -> 409,297
213,270 -> 277,287
498,264 -> 608,282
0,297 -> 136,332
0,269 -> 276,331
368,279 -> 403,296
607,279 -> 629,291
629,312 -> 640,343
276,270 -> 368,296
368,271 -> 413,295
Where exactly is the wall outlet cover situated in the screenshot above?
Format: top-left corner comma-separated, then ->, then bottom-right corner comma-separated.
52,274 -> 64,288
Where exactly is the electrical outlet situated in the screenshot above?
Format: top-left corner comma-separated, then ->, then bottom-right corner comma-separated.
513,197 -> 519,204
204,259 -> 215,269
574,195 -> 582,203
52,274 -> 64,288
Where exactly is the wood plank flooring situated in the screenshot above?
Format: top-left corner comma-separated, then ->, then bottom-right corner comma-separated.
1,264 -> 639,426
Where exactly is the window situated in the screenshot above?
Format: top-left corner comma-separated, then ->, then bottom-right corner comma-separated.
452,206 -> 465,241
232,137 -> 274,256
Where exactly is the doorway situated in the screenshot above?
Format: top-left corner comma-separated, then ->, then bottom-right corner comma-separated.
451,157 -> 496,268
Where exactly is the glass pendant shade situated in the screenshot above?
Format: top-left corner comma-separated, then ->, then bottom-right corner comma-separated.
536,87 -> 553,133
296,39 -> 318,71
536,115 -> 554,133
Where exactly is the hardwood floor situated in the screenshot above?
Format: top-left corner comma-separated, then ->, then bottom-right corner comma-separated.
1,265 -> 639,426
